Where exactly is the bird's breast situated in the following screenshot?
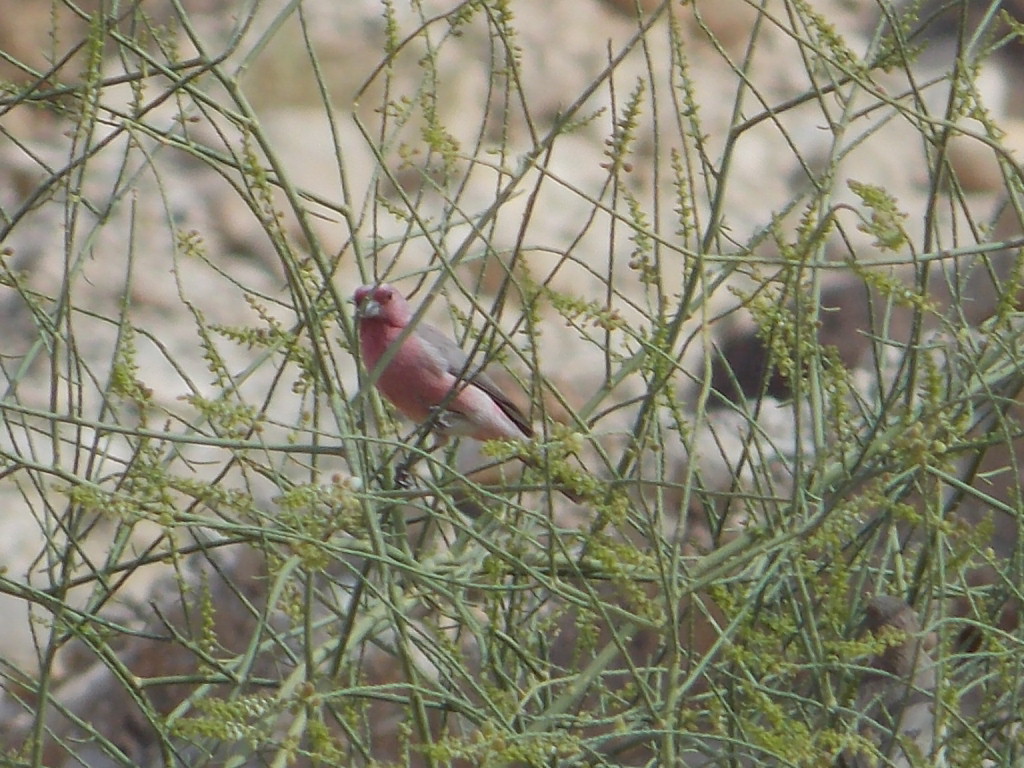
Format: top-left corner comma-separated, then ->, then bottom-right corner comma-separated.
361,326 -> 453,421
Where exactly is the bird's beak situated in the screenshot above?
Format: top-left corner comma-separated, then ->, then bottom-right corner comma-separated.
357,297 -> 382,319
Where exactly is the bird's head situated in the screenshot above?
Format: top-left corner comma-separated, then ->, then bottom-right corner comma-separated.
354,283 -> 411,327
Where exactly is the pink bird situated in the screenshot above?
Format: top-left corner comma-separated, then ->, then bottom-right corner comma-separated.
354,283 -> 583,501
354,283 -> 533,443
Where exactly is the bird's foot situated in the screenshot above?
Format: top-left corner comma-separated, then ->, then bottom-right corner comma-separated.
394,468 -> 414,489
426,406 -> 458,436
394,455 -> 418,489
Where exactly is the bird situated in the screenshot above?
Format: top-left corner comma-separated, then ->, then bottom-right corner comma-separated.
353,283 -> 582,500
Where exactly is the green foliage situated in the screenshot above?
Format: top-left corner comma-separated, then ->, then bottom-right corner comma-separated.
847,180 -> 910,253
171,693 -> 278,743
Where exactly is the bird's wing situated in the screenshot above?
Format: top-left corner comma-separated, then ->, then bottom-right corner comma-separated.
417,323 -> 534,439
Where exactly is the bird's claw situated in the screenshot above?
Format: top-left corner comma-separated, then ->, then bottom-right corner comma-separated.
394,466 -> 415,489
427,406 -> 455,435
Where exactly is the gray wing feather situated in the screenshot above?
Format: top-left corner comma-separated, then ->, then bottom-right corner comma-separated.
417,323 -> 534,438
